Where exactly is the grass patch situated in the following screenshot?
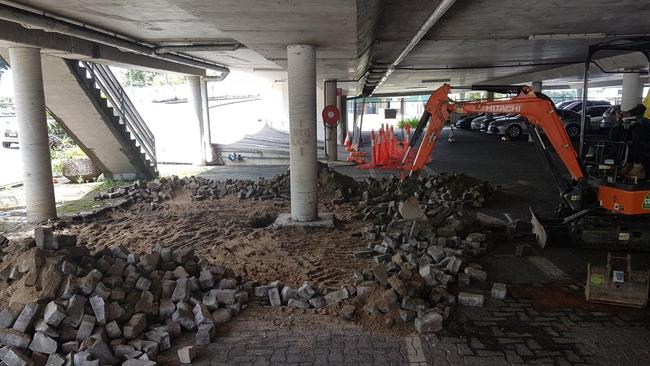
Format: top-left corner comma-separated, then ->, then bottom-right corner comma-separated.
57,179 -> 133,216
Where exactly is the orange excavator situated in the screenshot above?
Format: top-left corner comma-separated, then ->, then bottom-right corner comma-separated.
398,83 -> 650,250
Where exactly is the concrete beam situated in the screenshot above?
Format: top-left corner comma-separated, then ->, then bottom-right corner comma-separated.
0,19 -> 205,75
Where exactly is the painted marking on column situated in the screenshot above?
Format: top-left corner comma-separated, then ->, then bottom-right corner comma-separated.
528,256 -> 568,280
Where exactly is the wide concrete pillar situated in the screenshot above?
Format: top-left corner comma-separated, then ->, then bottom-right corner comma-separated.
324,80 -> 338,161
187,75 -> 205,165
621,72 -> 642,111
9,47 -> 56,222
532,80 -> 543,93
287,44 -> 318,222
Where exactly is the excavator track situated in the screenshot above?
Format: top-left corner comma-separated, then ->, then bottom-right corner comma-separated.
573,213 -> 650,251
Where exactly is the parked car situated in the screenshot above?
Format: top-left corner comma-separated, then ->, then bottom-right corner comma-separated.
555,100 -> 580,109
600,105 -> 620,130
556,109 -> 590,138
487,115 -> 529,138
486,110 -> 589,139
479,115 -> 504,131
562,100 -> 611,113
583,105 -> 611,130
454,113 -> 483,130
1,116 -> 18,148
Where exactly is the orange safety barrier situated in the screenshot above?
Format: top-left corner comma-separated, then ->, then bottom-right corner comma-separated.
358,123 -> 417,170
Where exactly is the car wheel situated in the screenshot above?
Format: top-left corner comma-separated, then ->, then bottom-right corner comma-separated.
566,124 -> 580,138
506,125 -> 522,138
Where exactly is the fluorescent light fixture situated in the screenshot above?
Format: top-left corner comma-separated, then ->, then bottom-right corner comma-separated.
528,33 -> 606,41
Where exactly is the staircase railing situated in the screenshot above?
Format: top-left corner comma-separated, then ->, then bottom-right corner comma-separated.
77,61 -> 156,167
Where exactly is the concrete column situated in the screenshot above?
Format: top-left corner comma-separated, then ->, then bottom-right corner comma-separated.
187,75 -> 205,165
532,80 -> 543,93
287,44 -> 318,222
324,80 -> 338,161
9,47 -> 56,222
621,72 -> 642,111
486,92 -> 494,119
200,79 -> 212,163
338,94 -> 347,144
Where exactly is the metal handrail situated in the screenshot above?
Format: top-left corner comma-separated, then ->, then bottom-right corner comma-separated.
77,61 -> 156,166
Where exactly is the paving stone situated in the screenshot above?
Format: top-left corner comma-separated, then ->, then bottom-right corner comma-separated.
195,323 -> 215,346
122,358 -> 156,365
135,291 -> 154,314
217,278 -> 237,289
287,298 -> 310,309
324,288 -> 349,305
61,341 -> 79,354
171,278 -> 189,303
297,282 -> 316,300
340,305 -> 356,320
414,311 -> 443,333
0,328 -> 32,349
491,283 -> 507,299
145,330 -> 170,351
46,353 -> 65,366
0,345 -> 31,366
268,287 -> 281,307
134,277 -> 152,291
308,297 -> 326,308
105,320 -> 121,339
123,313 -> 147,339
280,287 -> 298,304
78,269 -> 103,295
253,285 -> 269,298
198,270 -> 214,290
33,320 -> 57,338
372,263 -> 389,286
88,296 -> 107,325
0,308 -> 19,329
34,226 -> 54,250
83,335 -> 117,365
159,299 -> 175,319
178,346 -> 196,364
106,302 -> 124,323
211,309 -> 232,325
12,303 -> 40,333
63,295 -> 87,327
213,289 -> 236,305
458,292 -> 484,307
193,303 -> 212,325
75,314 -> 95,341
172,303 -> 196,331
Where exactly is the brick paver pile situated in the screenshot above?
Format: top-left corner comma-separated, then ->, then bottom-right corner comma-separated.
0,227 -> 250,365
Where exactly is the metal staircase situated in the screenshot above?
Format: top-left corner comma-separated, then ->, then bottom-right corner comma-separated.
67,60 -> 157,178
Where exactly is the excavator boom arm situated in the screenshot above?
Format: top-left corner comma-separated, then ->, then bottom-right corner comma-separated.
402,84 -> 584,182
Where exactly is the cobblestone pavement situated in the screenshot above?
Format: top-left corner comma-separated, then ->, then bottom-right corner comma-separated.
158,286 -> 650,366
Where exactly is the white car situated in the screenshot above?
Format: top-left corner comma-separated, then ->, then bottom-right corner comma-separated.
1,116 -> 18,148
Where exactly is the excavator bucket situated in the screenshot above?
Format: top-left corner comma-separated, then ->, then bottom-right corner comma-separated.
586,253 -> 649,308
398,196 -> 427,221
530,208 -> 549,248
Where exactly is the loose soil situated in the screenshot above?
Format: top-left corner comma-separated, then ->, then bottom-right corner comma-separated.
70,191 -> 373,289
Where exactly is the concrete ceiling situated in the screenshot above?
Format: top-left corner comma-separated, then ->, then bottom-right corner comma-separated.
372,0 -> 650,93
2,0 -> 650,95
